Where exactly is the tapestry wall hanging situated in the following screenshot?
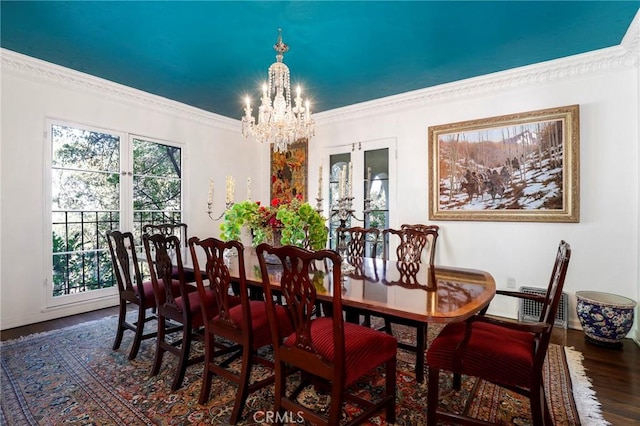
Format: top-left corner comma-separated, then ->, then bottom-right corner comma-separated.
270,139 -> 308,202
428,105 -> 580,222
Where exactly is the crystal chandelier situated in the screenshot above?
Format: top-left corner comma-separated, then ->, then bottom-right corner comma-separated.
241,29 -> 315,153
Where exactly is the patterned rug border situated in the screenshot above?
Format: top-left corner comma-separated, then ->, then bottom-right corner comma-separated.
0,315 -> 610,425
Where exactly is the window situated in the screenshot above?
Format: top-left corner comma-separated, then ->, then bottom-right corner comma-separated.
131,137 -> 183,243
364,148 -> 390,232
47,120 -> 184,307
329,152 -> 352,250
326,139 -> 396,256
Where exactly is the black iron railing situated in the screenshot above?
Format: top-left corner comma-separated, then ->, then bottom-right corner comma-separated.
52,210 -> 119,296
52,209 -> 181,296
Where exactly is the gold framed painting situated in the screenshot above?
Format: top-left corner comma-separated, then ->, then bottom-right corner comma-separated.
270,139 -> 308,202
428,105 -> 579,222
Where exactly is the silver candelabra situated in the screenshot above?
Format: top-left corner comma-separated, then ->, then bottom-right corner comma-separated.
207,200 -> 234,221
330,195 -> 372,272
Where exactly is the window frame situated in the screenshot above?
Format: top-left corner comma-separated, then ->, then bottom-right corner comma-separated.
44,119 -> 187,309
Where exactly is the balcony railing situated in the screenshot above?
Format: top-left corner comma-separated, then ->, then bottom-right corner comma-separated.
52,209 -> 181,296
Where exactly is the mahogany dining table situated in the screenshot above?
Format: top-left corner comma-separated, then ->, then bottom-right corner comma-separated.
180,247 -> 496,383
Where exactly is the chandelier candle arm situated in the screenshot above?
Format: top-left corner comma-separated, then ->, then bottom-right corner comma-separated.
241,29 -> 315,153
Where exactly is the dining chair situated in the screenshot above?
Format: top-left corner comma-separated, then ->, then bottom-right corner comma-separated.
143,232 -> 212,391
382,226 -> 438,263
400,223 -> 440,233
343,226 -> 380,261
142,222 -> 188,240
341,227 -> 380,326
142,223 -> 196,283
188,237 -> 292,424
400,223 -> 439,259
379,225 -> 439,383
106,230 -> 181,360
426,240 -> 571,426
256,243 -> 397,426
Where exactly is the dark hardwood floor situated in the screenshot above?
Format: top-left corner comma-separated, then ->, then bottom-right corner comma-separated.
2,308 -> 639,424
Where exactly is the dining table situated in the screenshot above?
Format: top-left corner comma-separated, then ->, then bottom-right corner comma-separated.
179,246 -> 496,383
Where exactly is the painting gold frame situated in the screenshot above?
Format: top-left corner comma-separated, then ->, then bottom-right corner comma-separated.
428,105 -> 579,222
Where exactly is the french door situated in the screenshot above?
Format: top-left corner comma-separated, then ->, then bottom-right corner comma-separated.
325,138 -> 396,256
46,120 -> 184,307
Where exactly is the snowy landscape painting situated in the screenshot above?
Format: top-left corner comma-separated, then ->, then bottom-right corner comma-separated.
428,105 -> 579,222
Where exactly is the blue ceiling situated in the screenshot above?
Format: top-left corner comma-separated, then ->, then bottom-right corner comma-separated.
2,1 -> 638,119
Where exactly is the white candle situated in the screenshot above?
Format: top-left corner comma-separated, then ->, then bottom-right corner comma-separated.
348,162 -> 353,198
226,176 -> 235,204
367,167 -> 372,197
317,165 -> 323,199
244,97 -> 251,118
208,179 -> 214,206
339,165 -> 346,199
247,177 -> 252,201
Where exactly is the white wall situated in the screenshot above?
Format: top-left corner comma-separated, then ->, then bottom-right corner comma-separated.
1,14 -> 639,334
0,50 -> 267,329
310,26 -> 639,332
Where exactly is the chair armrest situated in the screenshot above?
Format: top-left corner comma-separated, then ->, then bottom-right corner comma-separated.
495,289 -> 546,304
478,290 -> 546,316
468,314 -> 550,334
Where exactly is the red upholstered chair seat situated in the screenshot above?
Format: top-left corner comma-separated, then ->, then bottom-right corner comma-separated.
138,281 -> 158,309
285,317 -> 398,386
427,321 -> 535,389
175,289 -> 216,329
139,279 -> 182,309
171,265 -> 196,283
227,301 -> 292,350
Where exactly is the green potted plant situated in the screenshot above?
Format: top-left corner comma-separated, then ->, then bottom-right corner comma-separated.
220,196 -> 327,250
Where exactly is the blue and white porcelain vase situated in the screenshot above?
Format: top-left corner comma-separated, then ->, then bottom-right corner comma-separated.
576,291 -> 636,349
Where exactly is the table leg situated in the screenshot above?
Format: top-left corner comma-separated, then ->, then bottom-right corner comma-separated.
415,323 -> 426,383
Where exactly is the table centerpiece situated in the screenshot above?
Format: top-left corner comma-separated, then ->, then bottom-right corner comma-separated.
219,195 -> 328,250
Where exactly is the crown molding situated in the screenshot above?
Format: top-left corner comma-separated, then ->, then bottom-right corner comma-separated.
315,10 -> 640,124
0,48 -> 239,132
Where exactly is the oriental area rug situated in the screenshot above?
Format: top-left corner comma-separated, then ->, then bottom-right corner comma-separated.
1,315 -> 608,425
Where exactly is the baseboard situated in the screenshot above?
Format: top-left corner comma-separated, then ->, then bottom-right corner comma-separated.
1,297 -> 119,331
